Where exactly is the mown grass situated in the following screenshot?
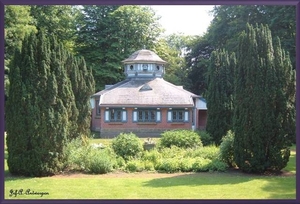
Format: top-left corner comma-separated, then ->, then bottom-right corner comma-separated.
282,145 -> 296,173
4,171 -> 296,199
4,136 -> 296,199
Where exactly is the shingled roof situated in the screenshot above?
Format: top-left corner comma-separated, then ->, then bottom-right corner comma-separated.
121,49 -> 167,64
92,78 -> 199,107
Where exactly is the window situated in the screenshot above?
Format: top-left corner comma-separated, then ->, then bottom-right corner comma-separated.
172,110 -> 184,122
133,109 -> 161,123
96,100 -> 100,116
142,64 -> 148,71
110,109 -> 122,122
168,109 -> 189,122
138,110 -> 156,122
104,108 -> 127,122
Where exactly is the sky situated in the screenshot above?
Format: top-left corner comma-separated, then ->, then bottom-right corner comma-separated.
150,5 -> 215,36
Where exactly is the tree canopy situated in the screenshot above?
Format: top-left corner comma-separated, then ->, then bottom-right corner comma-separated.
75,5 -> 162,91
185,5 -> 296,96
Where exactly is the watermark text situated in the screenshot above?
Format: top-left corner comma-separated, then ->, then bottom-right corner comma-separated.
9,189 -> 49,197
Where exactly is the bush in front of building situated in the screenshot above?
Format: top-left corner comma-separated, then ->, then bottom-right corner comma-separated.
185,145 -> 219,160
178,157 -> 195,172
143,160 -> 155,171
160,145 -> 186,158
154,156 -> 227,173
64,136 -> 228,174
160,129 -> 203,149
116,156 -> 126,169
64,137 -> 91,171
112,132 -> 143,160
87,149 -> 115,174
64,138 -> 116,174
219,130 -> 236,167
196,130 -> 213,146
156,158 -> 181,173
125,160 -> 145,172
142,149 -> 162,164
207,159 -> 228,172
191,158 -> 211,172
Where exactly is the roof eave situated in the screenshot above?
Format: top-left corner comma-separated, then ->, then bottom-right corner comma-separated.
99,104 -> 195,108
122,60 -> 167,64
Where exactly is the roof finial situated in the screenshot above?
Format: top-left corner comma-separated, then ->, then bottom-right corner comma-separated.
143,45 -> 146,49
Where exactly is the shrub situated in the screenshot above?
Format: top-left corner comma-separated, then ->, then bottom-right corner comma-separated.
219,130 -> 236,167
157,158 -> 180,173
115,156 -> 126,169
207,159 -> 228,172
192,158 -> 211,172
196,130 -> 213,146
160,130 -> 203,149
64,137 -> 91,170
125,160 -> 144,172
160,145 -> 186,159
142,149 -> 162,163
64,138 -> 116,174
143,160 -> 155,171
186,145 -> 219,160
88,149 -> 114,174
111,132 -> 143,160
179,158 -> 195,172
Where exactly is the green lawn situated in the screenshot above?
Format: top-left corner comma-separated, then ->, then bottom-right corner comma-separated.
4,171 -> 296,199
283,149 -> 296,174
4,137 -> 296,199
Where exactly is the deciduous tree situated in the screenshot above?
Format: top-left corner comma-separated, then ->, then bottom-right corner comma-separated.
75,5 -> 162,91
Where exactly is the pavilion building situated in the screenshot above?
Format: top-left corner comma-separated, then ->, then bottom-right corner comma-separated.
90,49 -> 207,137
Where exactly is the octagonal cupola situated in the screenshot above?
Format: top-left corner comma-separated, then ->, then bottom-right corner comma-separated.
122,49 -> 167,78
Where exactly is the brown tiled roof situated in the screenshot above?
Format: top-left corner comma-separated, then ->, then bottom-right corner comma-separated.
92,78 -> 199,107
121,49 -> 167,64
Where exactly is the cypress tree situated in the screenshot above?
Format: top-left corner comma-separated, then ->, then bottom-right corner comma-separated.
6,49 -> 29,175
206,49 -> 235,145
65,53 -> 95,138
6,30 -> 95,176
233,24 -> 295,173
74,57 -> 95,136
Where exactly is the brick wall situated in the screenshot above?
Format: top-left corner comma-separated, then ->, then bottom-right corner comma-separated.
90,105 -> 101,131
93,107 -> 193,137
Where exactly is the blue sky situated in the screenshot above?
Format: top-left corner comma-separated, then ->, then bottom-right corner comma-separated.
150,5 -> 215,36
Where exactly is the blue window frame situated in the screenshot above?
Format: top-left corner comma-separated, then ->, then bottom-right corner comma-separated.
110,109 -> 122,122
138,109 -> 156,122
172,110 -> 184,122
104,108 -> 127,122
168,109 -> 189,122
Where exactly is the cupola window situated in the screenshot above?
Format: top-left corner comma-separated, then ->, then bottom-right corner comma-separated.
142,64 -> 148,71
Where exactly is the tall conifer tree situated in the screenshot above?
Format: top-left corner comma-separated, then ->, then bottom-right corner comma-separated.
6,31 -> 94,176
233,24 -> 295,173
206,49 -> 235,145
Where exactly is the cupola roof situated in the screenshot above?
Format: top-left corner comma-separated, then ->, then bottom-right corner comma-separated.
122,49 -> 167,64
